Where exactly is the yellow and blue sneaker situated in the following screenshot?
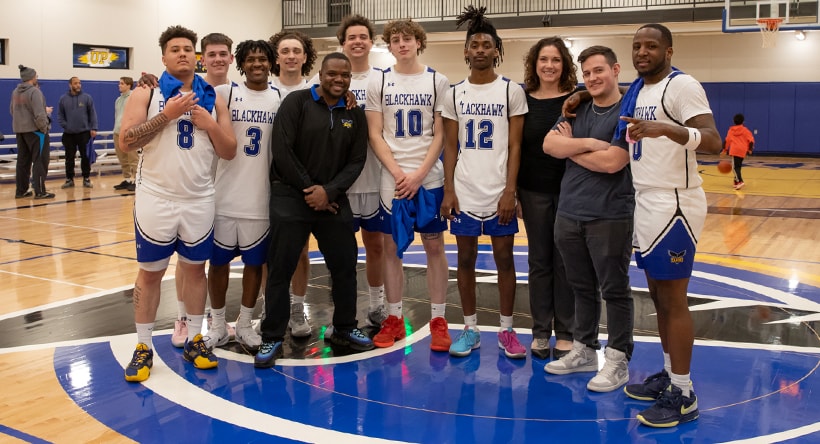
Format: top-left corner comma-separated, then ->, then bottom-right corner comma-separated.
124,343 -> 153,382
183,333 -> 218,369
637,385 -> 699,427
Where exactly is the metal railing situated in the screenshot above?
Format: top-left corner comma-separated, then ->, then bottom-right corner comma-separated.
283,0 -> 724,29
0,131 -> 122,181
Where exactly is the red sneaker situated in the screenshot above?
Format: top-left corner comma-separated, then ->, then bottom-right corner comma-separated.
373,315 -> 406,348
429,317 -> 452,352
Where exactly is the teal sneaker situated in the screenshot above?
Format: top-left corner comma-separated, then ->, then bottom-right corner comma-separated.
449,327 -> 481,357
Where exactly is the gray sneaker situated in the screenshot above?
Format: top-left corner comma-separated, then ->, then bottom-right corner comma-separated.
288,303 -> 311,338
61,179 -> 74,189
587,347 -> 629,392
531,337 -> 550,360
367,304 -> 389,327
544,340 -> 598,375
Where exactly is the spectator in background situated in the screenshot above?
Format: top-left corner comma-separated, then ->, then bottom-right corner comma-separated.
10,64 -> 54,199
58,76 -> 98,189
722,113 -> 755,190
113,77 -> 136,192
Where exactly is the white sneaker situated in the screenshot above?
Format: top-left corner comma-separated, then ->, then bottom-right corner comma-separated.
207,314 -> 236,338
203,325 -> 231,350
236,323 -> 262,349
587,347 -> 629,392
171,318 -> 188,348
288,303 -> 311,338
544,340 -> 598,375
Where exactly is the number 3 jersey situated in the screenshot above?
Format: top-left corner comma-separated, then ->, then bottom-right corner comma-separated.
213,82 -> 281,219
138,88 -> 219,201
366,66 -> 450,189
441,76 -> 528,212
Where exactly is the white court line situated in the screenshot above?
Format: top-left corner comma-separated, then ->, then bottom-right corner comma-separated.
0,214 -> 132,235
718,422 -> 820,443
108,334 -> 405,443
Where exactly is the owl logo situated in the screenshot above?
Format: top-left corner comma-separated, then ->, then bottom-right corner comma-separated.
669,250 -> 686,264
341,119 -> 353,129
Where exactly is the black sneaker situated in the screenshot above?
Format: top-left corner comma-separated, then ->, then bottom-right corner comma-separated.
330,327 -> 375,352
83,178 -> 93,188
624,369 -> 671,401
126,182 -> 136,192
61,179 -> 74,189
637,385 -> 699,427
113,180 -> 129,190
34,192 -> 56,199
15,190 -> 33,198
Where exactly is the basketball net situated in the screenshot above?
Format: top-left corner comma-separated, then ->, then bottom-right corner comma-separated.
757,18 -> 782,48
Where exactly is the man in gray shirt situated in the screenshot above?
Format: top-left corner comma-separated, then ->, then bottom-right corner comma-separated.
57,76 -> 98,189
10,65 -> 54,199
542,46 -> 635,393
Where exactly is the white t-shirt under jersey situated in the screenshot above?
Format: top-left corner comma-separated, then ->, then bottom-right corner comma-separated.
441,75 -> 528,212
366,65 -> 450,190
213,82 -> 281,219
271,77 -> 309,100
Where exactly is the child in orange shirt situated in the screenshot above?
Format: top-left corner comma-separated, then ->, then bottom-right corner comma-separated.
723,113 -> 755,190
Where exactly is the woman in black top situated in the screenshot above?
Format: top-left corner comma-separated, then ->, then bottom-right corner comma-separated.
518,37 -> 577,360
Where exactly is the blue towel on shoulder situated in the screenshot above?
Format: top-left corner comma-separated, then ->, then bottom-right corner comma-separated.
158,71 -> 216,113
391,187 -> 438,259
616,68 -> 683,140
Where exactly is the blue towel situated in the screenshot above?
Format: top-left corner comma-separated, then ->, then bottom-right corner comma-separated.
158,71 -> 216,113
616,68 -> 683,140
390,187 -> 438,259
86,135 -> 97,164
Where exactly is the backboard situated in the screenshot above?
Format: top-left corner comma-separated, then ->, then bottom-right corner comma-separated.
724,0 -> 820,32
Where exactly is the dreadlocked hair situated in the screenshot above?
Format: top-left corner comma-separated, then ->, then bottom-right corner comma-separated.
235,40 -> 276,76
456,5 -> 503,67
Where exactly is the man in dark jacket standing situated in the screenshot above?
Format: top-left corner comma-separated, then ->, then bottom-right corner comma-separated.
255,52 -> 372,368
10,65 -> 54,199
57,76 -> 98,188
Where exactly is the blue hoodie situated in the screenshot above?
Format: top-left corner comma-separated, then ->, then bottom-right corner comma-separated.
57,90 -> 98,133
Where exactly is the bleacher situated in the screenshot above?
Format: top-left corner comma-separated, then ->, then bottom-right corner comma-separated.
0,131 -> 122,181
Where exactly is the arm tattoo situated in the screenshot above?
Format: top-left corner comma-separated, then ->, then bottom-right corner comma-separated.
123,113 -> 170,149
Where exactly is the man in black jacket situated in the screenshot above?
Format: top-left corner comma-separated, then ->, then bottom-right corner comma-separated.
255,52 -> 372,368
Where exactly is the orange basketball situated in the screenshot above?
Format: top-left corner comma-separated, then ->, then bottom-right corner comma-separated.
718,160 -> 732,174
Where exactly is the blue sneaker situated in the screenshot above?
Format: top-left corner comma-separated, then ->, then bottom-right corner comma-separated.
625,369 -> 671,401
254,341 -> 283,368
449,327 -> 481,357
637,385 -> 699,428
330,328 -> 375,352
183,334 -> 218,369
124,343 -> 153,382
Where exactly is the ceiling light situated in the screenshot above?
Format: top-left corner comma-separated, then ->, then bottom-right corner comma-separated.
795,30 -> 806,41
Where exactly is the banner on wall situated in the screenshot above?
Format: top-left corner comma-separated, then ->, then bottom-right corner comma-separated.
72,44 -> 129,69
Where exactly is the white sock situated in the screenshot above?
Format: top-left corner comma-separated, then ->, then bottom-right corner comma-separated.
290,294 -> 305,306
388,301 -> 403,318
136,323 -> 154,349
210,306 -> 226,328
663,352 -> 672,374
431,303 -> 446,319
499,315 -> 513,330
670,371 -> 692,397
177,300 -> 187,320
463,314 -> 478,329
238,304 -> 255,327
187,314 -> 204,342
369,285 -> 385,310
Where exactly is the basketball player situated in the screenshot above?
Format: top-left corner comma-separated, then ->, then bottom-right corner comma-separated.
542,46 -> 635,393
266,30 -> 318,339
171,32 -> 236,349
440,6 -> 528,359
119,25 -> 236,382
365,19 -> 452,351
618,24 -> 721,427
203,40 -> 281,352
320,15 -> 388,339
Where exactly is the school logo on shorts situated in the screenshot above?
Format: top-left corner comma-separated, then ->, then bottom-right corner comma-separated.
341,119 -> 353,129
669,250 -> 686,264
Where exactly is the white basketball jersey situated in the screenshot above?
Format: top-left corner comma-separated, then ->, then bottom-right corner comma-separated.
441,76 -> 528,212
137,89 -> 219,200
213,82 -> 281,219
366,66 -> 450,189
347,67 -> 382,194
271,77 -> 309,100
629,73 -> 713,191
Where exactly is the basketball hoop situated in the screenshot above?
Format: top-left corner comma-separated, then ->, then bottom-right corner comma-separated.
757,18 -> 783,48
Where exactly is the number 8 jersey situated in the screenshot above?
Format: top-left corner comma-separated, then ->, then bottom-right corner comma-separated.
366,66 -> 450,190
138,88 -> 220,200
